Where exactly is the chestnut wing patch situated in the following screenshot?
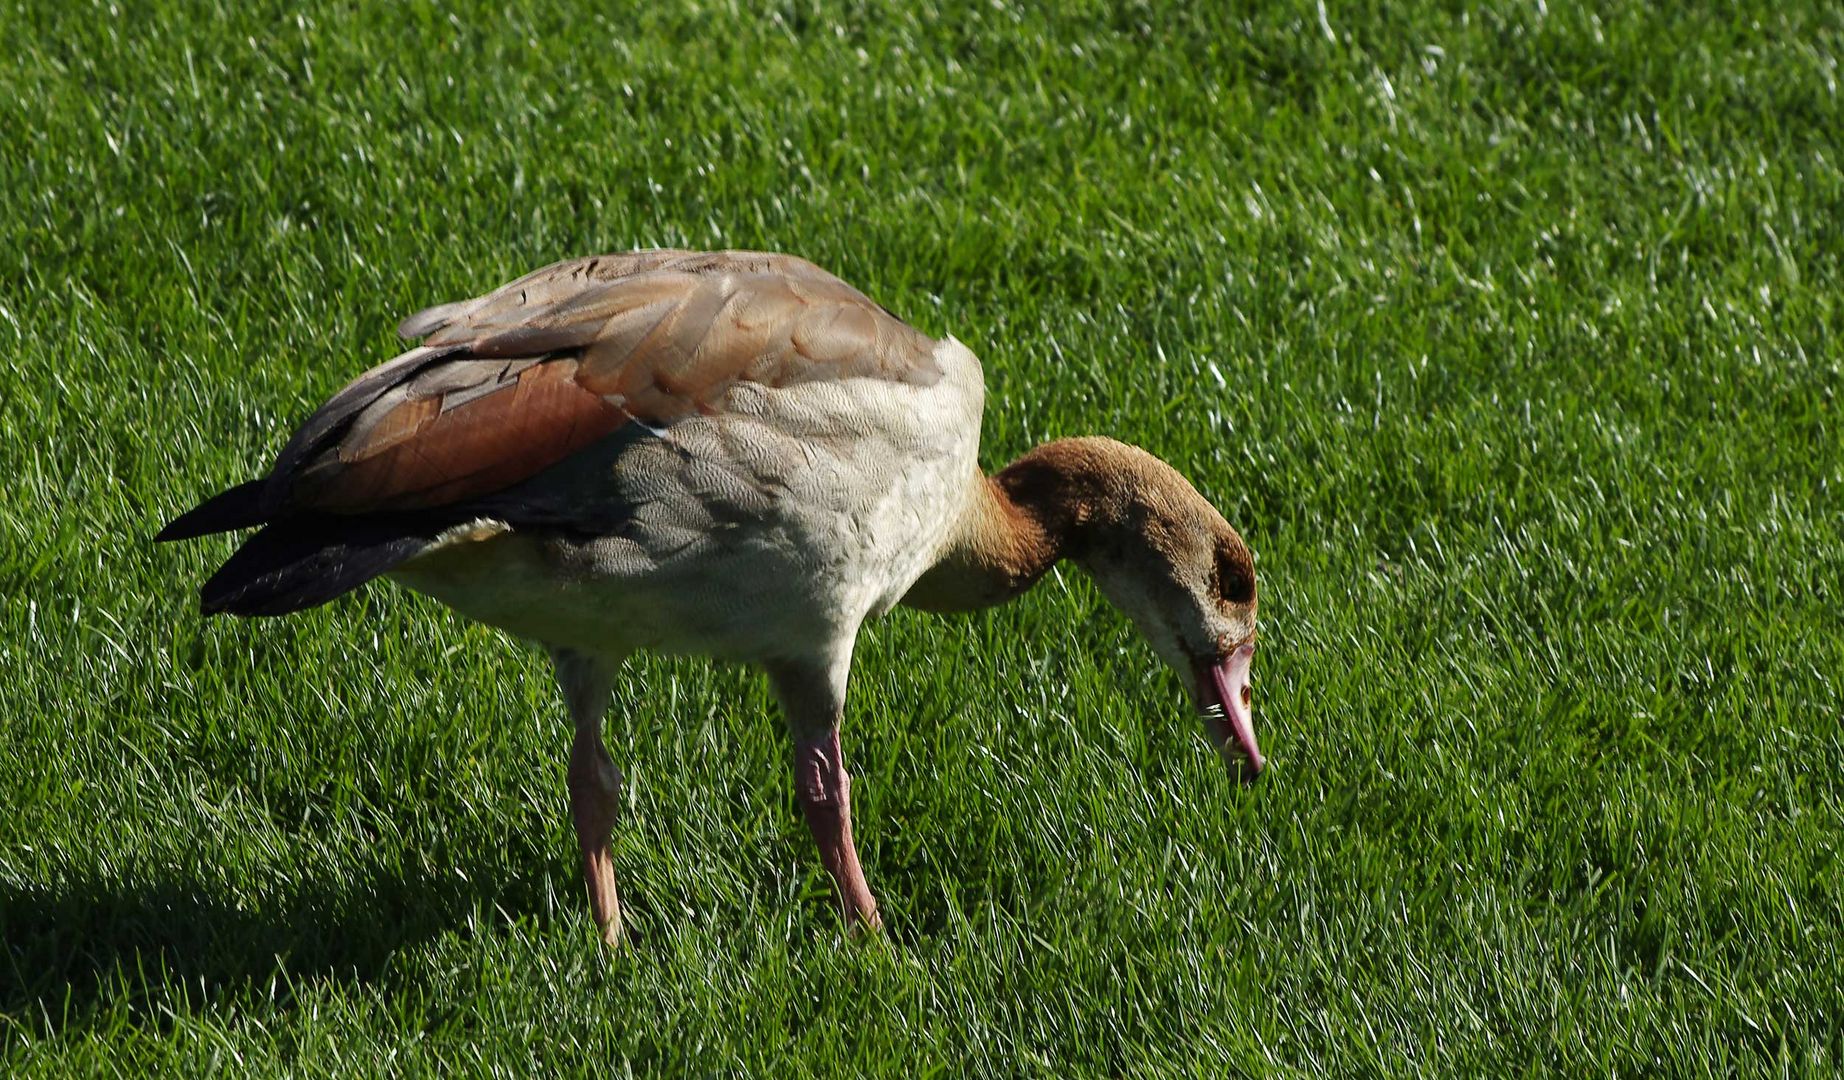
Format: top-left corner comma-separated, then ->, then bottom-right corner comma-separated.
272,251 -> 940,517
288,357 -> 626,513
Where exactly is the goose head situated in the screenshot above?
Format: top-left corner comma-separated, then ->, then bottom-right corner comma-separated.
991,438 -> 1264,781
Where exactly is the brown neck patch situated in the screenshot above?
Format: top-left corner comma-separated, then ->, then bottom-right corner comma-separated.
899,469 -> 1060,613
902,437 -> 1248,614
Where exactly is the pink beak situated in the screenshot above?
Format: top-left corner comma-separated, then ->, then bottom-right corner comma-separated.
1203,643 -> 1263,782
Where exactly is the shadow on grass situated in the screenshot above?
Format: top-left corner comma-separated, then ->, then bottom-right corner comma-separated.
0,851 -> 556,1039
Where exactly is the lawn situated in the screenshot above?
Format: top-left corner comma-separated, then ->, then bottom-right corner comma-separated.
2,0 -> 1841,1074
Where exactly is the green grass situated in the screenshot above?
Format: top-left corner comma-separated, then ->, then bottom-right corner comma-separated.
3,0 -> 1841,1073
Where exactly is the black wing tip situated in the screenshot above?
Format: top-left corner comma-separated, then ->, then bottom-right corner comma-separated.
157,479 -> 272,543
197,587 -> 315,618
197,577 -> 281,617
194,516 -> 439,618
156,516 -> 226,543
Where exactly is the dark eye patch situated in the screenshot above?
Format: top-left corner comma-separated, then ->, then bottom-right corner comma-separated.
1215,546 -> 1255,604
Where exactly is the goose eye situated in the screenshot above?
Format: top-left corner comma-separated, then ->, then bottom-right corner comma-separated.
1216,550 -> 1255,604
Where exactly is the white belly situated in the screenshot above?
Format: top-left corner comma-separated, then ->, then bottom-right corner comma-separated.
389,337 -> 985,662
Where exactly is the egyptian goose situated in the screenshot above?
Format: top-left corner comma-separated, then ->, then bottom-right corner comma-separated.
159,250 -> 1262,945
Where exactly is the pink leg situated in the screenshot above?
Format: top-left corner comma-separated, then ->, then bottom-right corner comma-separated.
793,729 -> 881,931
553,649 -> 624,948
568,729 -> 624,947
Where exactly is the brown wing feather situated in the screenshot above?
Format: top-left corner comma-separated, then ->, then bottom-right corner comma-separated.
275,250 -> 941,516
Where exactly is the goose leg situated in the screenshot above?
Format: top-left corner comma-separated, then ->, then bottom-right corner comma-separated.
553,648 -> 625,947
766,655 -> 882,932
793,727 -> 881,930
